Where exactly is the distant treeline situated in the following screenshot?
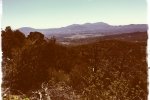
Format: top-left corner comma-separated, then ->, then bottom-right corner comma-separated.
2,26 -> 147,99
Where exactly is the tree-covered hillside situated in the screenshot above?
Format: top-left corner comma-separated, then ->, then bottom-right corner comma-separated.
2,27 -> 147,100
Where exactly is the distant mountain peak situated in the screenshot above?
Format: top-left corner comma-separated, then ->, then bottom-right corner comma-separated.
94,22 -> 109,25
82,22 -> 109,25
18,22 -> 147,36
67,24 -> 81,27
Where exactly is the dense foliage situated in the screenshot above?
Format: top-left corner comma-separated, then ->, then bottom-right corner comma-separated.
2,27 -> 147,100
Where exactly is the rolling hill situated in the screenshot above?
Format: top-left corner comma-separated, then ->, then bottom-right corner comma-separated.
19,22 -> 147,39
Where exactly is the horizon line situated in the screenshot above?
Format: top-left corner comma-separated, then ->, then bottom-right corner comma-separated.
2,22 -> 148,30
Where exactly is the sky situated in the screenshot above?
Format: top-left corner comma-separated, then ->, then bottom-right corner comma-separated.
1,0 -> 147,29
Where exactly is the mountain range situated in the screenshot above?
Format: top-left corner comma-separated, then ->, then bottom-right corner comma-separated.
19,22 -> 147,39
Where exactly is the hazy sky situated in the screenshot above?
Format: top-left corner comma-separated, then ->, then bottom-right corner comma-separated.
2,0 -> 147,29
